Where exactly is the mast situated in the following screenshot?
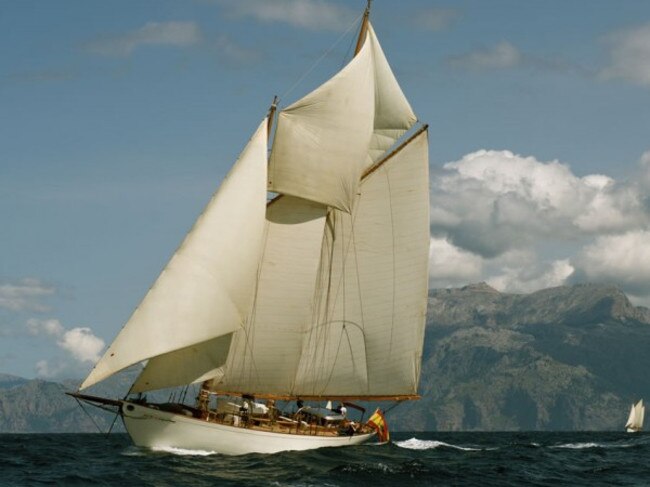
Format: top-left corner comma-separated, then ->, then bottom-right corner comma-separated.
266,95 -> 278,142
354,0 -> 372,55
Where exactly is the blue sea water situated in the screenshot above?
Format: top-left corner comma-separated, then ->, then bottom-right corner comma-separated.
1,432 -> 648,486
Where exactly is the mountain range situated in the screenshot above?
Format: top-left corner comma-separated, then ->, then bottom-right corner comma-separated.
1,282 -> 649,432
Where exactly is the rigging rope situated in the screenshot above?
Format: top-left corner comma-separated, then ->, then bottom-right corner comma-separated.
280,11 -> 364,103
74,397 -> 106,435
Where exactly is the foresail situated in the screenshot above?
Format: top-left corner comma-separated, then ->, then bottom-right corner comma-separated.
293,128 -> 430,397
80,119 -> 269,390
131,334 -> 232,392
213,196 -> 328,395
367,23 -> 417,161
268,33 -> 375,213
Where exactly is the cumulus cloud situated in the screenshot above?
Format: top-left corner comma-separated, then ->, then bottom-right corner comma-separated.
57,328 -> 105,363
426,148 -> 650,298
85,21 -> 202,57
26,318 -> 64,336
216,0 -> 355,31
413,8 -> 459,32
35,359 -> 65,379
448,41 -> 521,70
488,259 -> 575,294
600,22 -> 650,87
430,150 -> 648,259
25,318 -> 105,364
429,237 -> 483,288
0,278 -> 55,312
572,230 -> 650,296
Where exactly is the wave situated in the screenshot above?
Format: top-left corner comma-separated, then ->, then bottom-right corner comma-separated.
394,438 -> 482,451
553,442 -> 634,450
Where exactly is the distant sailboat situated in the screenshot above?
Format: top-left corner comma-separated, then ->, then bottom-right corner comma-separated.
625,399 -> 644,433
68,2 -> 428,455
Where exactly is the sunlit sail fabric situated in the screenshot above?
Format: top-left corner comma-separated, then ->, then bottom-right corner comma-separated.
131,334 -> 233,393
294,129 -> 430,397
80,119 -> 269,390
268,34 -> 375,213
367,23 -> 417,161
213,196 -> 328,395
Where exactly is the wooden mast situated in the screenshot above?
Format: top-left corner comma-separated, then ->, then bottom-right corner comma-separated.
354,0 -> 372,55
266,95 -> 278,141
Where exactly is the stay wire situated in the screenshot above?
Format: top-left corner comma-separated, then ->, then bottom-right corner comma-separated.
74,397 -> 106,435
280,11 -> 364,103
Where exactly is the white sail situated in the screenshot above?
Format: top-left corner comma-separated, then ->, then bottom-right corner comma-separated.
626,404 -> 636,428
294,129 -> 430,397
366,23 -> 417,161
131,334 -> 232,393
268,21 -> 417,212
638,400 -> 645,428
268,31 -> 375,213
215,196 -> 328,395
626,399 -> 645,431
80,119 -> 269,390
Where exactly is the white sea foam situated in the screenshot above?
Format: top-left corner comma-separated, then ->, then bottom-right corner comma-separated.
553,442 -> 634,450
395,438 -> 481,451
151,446 -> 218,456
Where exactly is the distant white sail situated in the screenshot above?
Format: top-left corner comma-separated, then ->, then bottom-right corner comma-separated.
626,399 -> 644,431
80,119 -> 269,390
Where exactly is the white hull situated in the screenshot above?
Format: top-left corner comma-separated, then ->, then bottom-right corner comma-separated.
626,427 -> 642,433
122,402 -> 375,455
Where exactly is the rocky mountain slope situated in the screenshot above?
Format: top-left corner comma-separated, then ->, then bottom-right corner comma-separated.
1,283 -> 649,432
396,283 -> 650,431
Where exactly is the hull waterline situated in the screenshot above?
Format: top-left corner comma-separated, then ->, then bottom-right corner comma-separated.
121,401 -> 375,455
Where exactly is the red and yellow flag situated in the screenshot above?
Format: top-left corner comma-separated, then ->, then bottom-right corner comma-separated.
366,408 -> 390,443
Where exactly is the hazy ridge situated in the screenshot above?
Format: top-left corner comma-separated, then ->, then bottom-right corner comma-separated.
2,283 -> 649,432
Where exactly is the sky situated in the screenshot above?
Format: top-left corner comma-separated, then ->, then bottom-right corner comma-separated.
1,0 -> 650,381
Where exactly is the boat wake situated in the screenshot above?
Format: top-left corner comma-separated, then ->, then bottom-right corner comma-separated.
395,438 -> 482,451
151,446 -> 218,456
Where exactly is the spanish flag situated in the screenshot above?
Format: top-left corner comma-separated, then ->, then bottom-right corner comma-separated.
366,408 -> 390,443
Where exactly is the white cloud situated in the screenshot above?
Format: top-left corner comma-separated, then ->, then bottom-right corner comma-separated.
429,237 -> 483,288
85,21 -> 201,57
215,34 -> 261,65
448,41 -> 521,70
601,22 -> 650,87
57,327 -> 105,363
216,0 -> 355,31
0,278 -> 54,312
488,259 -> 574,294
35,359 -> 65,379
572,230 -> 650,296
430,150 -> 648,258
413,8 -> 459,32
26,318 -> 64,337
25,318 -> 105,365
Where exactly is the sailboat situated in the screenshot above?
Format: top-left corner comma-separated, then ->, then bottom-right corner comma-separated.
69,2 -> 429,455
625,399 -> 644,433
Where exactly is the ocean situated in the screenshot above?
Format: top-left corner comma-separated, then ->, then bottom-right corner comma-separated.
1,432 -> 647,486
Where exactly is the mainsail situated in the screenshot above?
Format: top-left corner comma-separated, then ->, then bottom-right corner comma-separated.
80,19 -> 429,404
